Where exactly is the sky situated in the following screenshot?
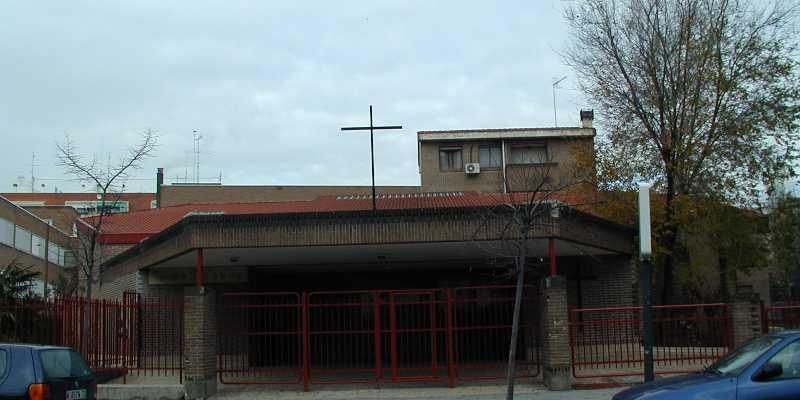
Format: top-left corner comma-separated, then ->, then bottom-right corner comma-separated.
0,1 -> 594,193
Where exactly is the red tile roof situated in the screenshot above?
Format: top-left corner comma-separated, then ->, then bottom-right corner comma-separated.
89,191 -> 594,244
1,192 -> 155,212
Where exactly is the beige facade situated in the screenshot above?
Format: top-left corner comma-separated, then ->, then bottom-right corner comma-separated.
417,126 -> 596,193
0,196 -> 75,287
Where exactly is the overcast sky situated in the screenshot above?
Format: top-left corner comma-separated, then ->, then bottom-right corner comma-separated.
0,1 -> 595,193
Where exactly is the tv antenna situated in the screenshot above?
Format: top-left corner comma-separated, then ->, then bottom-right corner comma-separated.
552,76 -> 567,127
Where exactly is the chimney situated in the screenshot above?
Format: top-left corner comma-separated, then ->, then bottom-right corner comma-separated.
156,168 -> 164,208
580,109 -> 594,129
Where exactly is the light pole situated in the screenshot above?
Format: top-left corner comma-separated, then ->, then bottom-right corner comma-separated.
638,183 -> 654,382
552,76 -> 567,127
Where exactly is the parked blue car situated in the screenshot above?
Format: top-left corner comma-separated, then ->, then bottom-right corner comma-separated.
0,344 -> 96,400
613,330 -> 800,400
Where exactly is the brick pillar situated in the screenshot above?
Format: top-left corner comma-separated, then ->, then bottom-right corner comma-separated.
540,276 -> 571,390
184,287 -> 217,399
731,292 -> 762,348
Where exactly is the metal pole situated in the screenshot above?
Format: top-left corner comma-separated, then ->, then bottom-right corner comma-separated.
638,183 -> 654,382
552,84 -> 558,127
369,105 -> 376,211
642,255 -> 654,382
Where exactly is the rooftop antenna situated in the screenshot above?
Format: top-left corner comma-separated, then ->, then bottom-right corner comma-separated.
30,153 -> 38,193
552,76 -> 567,127
193,130 -> 202,184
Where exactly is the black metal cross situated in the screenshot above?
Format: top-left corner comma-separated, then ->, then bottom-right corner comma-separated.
341,105 -> 403,211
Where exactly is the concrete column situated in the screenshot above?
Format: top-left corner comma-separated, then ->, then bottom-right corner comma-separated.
731,292 -> 762,348
184,287 -> 217,399
540,276 -> 570,390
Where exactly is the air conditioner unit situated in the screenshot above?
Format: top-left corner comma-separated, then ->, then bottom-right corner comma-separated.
465,163 -> 481,174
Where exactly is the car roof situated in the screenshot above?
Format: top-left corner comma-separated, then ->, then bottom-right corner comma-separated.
767,330 -> 800,339
0,343 -> 73,351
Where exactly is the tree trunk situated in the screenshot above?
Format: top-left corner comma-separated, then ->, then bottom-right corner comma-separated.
505,239 -> 527,400
661,177 -> 678,305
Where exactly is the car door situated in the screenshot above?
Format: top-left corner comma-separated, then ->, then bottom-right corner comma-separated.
737,340 -> 800,400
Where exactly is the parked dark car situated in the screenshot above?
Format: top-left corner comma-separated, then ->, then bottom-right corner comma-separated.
613,330 -> 800,400
0,344 -> 96,400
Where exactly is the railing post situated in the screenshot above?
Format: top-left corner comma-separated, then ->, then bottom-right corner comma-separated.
373,291 -> 382,381
390,293 -> 398,382
446,288 -> 455,388
302,292 -> 310,392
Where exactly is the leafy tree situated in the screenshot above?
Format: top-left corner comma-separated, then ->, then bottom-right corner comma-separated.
565,0 -> 800,302
0,262 -> 39,303
771,195 -> 800,301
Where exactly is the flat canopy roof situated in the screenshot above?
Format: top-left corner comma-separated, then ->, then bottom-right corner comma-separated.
417,127 -> 595,142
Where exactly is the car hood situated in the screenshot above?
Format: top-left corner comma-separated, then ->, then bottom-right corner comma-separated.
613,373 -> 735,400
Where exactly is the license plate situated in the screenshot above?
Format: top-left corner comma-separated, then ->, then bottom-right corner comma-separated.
66,389 -> 87,400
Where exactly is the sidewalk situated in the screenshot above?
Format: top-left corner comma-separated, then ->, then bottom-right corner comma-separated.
211,385 -> 622,399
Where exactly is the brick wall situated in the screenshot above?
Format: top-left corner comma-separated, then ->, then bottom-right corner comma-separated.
540,276 -> 570,390
183,287 -> 217,399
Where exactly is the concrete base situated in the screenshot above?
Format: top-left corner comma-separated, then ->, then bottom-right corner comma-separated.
98,384 -> 184,400
185,375 -> 217,400
543,364 -> 572,391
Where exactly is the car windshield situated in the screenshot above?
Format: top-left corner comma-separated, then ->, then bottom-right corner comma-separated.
708,336 -> 782,376
38,349 -> 92,379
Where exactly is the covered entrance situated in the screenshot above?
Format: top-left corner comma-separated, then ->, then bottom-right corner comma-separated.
99,198 -> 634,395
217,284 -> 540,389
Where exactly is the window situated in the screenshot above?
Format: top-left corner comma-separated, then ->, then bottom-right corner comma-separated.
764,341 -> 800,380
0,349 -> 6,378
38,349 -> 92,379
65,200 -> 130,216
31,234 -> 44,258
0,218 -> 12,246
439,147 -> 463,171
63,250 -> 76,268
509,145 -> 548,164
14,226 -> 31,253
479,144 -> 502,168
48,243 -> 60,264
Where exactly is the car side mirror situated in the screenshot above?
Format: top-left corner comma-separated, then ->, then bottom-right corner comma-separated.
755,362 -> 783,381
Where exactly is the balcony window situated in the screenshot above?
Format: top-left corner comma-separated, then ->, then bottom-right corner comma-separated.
439,147 -> 463,171
509,145 -> 548,164
479,144 -> 502,168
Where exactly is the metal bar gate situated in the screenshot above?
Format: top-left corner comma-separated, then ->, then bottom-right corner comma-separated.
218,285 -> 540,389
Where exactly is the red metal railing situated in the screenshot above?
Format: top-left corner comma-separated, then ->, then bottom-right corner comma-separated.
0,292 -> 182,383
569,303 -> 731,378
452,285 -> 539,381
218,292 -> 304,384
764,304 -> 800,332
218,285 -> 541,390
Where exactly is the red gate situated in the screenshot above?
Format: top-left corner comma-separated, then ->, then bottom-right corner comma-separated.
219,285 -> 541,389
218,292 -> 303,384
452,285 -> 539,381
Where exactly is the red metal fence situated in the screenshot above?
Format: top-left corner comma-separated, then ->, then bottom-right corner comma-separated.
569,303 -> 731,378
0,292 -> 182,383
763,304 -> 800,332
218,285 -> 540,389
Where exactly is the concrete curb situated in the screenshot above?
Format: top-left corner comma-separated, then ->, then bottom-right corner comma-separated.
98,384 -> 185,400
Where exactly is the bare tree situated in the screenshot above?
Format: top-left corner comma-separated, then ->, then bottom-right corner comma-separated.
57,130 -> 157,301
564,0 -> 800,302
474,150 -> 595,399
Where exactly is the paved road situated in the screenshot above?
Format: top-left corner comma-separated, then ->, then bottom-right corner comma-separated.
211,385 -> 623,399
